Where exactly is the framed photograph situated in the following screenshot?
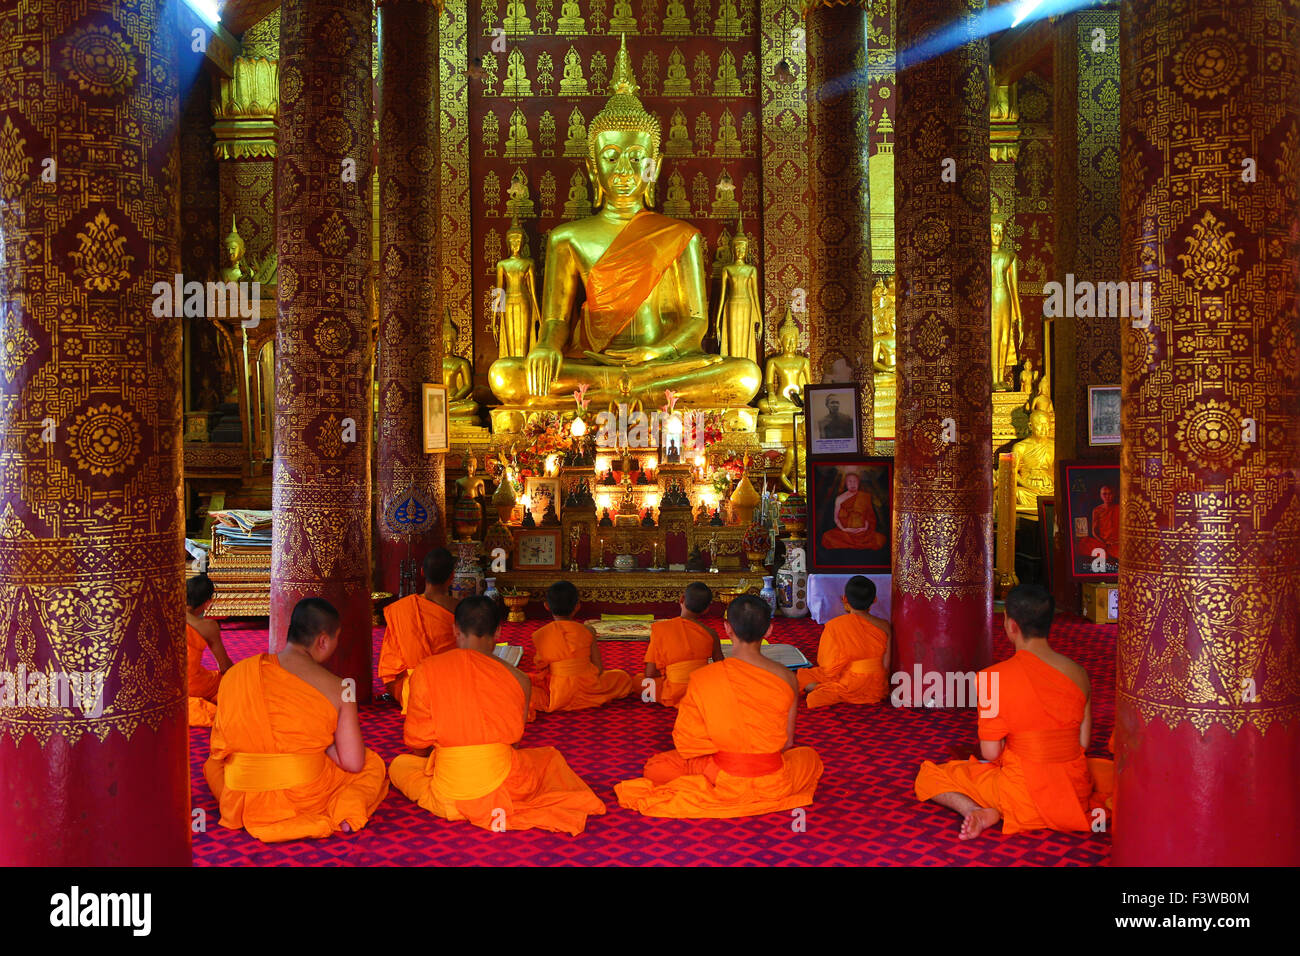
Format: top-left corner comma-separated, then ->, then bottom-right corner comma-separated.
807,458 -> 893,573
1061,460 -> 1120,580
422,383 -> 449,453
1037,494 -> 1056,591
514,528 -> 562,570
805,383 -> 862,459
1088,385 -> 1121,446
523,476 -> 561,524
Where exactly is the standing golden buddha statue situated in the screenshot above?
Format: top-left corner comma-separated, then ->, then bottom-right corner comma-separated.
714,221 -> 760,365
488,35 -> 761,413
493,218 -> 541,359
991,219 -> 1022,388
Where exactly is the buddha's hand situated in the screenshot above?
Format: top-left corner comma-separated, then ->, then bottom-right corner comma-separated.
526,346 -> 563,396
583,345 -> 673,365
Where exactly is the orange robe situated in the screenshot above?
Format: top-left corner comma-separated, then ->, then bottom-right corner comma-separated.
529,619 -> 634,718
797,613 -> 888,708
643,617 -> 718,707
820,491 -> 886,550
187,623 -> 221,727
389,648 -> 606,835
1090,502 -> 1119,556
914,650 -> 1107,834
615,658 -> 823,818
379,594 -> 456,712
203,655 -> 389,842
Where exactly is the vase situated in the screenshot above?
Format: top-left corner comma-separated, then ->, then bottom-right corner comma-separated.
760,576 -> 777,615
776,566 -> 809,618
452,496 -> 483,540
780,493 -> 808,536
483,577 -> 499,604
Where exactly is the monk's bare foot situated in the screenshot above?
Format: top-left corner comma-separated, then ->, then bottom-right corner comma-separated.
340,821 -> 353,834
958,807 -> 999,840
803,683 -> 817,693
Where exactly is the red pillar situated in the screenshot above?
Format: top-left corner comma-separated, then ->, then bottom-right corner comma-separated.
891,0 -> 994,699
376,0 -> 445,597
0,0 -> 189,863
1115,0 -> 1300,865
271,0 -> 375,700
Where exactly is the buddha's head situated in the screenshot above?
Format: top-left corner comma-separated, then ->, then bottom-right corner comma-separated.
1028,408 -> 1051,438
778,309 -> 799,354
506,220 -> 524,256
733,223 -> 750,263
223,217 -> 245,265
991,219 -> 1004,249
588,35 -> 662,210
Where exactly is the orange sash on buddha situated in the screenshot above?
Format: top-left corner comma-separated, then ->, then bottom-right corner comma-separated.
388,648 -> 606,835
645,617 -> 718,707
797,613 -> 889,708
576,210 -> 699,354
615,657 -> 823,818
914,650 -> 1106,835
203,655 -> 388,842
379,594 -> 456,712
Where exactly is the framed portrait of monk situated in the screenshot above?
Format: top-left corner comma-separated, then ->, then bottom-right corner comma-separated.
422,383 -> 449,454
804,383 -> 862,459
1061,460 -> 1120,580
807,458 -> 893,573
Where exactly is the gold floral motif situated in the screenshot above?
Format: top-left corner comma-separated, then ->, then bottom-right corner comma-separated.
0,116 -> 30,200
68,209 -> 133,293
1176,210 -> 1242,291
1,309 -> 37,384
58,23 -> 139,99
66,403 -> 142,477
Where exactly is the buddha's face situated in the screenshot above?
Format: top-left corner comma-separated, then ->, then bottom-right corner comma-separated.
733,237 -> 749,262
225,237 -> 244,265
592,129 -> 656,207
507,230 -> 523,255
991,222 -> 1003,248
1029,410 -> 1050,438
781,329 -> 798,354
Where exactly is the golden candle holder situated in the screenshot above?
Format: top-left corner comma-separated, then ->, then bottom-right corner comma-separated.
501,589 -> 531,623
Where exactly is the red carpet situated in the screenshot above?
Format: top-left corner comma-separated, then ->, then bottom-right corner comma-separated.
190,613 -> 1115,866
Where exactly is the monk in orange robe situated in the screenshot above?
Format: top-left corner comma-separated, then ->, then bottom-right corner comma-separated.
799,575 -> 890,709
204,598 -> 389,842
616,594 -> 823,818
378,547 -> 458,712
914,583 -> 1112,838
1087,484 -> 1120,557
529,580 -> 634,718
389,596 -> 607,835
186,573 -> 233,727
642,582 -> 724,707
819,470 -> 886,551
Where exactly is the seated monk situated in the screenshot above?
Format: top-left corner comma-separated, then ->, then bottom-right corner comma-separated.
185,573 -> 233,727
914,584 -> 1114,839
389,596 -> 607,835
642,581 -> 724,707
378,547 -> 458,712
819,470 -> 886,551
799,575 -> 890,709
616,595 -> 823,819
204,598 -> 389,842
529,580 -> 634,718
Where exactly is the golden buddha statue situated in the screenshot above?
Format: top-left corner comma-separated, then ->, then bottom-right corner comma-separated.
991,219 -> 1022,388
220,218 -> 251,283
757,309 -> 810,420
563,108 -> 587,158
610,0 -> 637,33
488,36 -> 761,412
560,47 -> 588,95
872,275 -> 896,372
562,169 -> 592,218
505,168 -> 535,218
493,219 -> 541,359
1011,408 -> 1055,512
443,310 -> 480,422
504,107 -> 534,158
713,108 -> 741,158
663,0 -> 691,35
662,169 -> 690,217
503,0 -> 531,35
557,0 -> 586,35
456,453 -> 487,500
711,169 -> 739,218
714,222 -> 760,365
714,50 -> 741,95
664,48 -> 691,96
665,108 -> 692,156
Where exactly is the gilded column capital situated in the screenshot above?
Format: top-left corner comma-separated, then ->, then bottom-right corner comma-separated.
212,57 -> 279,159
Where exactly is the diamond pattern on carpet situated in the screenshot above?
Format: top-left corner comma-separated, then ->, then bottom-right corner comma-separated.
190,613 -> 1115,866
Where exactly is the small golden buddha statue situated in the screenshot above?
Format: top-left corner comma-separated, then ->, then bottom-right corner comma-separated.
562,169 -> 592,218
757,309 -> 810,420
662,169 -> 690,217
711,169 -> 739,218
714,222 -> 760,365
664,48 -> 691,96
505,168 -> 535,218
991,219 -> 1022,388
560,47 -> 588,95
663,0 -> 691,35
487,35 -> 761,413
1012,409 -> 1055,512
443,310 -> 480,422
557,0 -> 586,35
714,49 -> 741,95
456,453 -> 487,500
493,218 -> 541,359
563,108 -> 587,158
503,107 -> 534,158
665,108 -> 692,156
713,108 -> 741,158
220,218 -> 251,283
872,275 -> 896,372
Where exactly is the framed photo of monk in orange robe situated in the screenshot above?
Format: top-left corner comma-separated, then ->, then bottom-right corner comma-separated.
1061,461 -> 1120,580
808,459 -> 892,573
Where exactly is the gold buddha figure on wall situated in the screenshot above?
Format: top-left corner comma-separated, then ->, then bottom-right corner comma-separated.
487,36 -> 761,413
757,309 -> 810,422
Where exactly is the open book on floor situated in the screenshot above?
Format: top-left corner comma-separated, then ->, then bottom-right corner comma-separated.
493,644 -> 523,667
720,641 -> 810,669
